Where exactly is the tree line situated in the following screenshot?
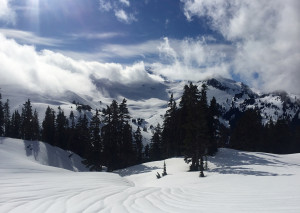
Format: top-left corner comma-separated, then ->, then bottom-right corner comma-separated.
1,83 -> 299,174
0,94 -> 144,171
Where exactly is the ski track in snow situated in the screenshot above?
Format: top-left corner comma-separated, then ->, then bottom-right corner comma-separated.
1,138 -> 300,212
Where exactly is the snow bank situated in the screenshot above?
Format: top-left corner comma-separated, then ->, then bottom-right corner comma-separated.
1,138 -> 300,212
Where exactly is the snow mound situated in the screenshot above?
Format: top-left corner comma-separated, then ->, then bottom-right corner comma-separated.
0,137 -> 88,173
1,138 -> 300,212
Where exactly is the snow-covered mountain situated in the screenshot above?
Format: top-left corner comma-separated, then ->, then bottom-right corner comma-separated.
1,137 -> 300,212
1,76 -> 299,143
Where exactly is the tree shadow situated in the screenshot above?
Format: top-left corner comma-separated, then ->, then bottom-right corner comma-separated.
23,140 -> 40,160
208,149 -> 298,176
117,164 -> 161,177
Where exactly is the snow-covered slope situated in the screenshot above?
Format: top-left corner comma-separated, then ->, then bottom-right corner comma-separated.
1,137 -> 300,212
0,137 -> 88,173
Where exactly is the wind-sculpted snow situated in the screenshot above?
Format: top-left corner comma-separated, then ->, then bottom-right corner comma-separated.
1,138 -> 300,212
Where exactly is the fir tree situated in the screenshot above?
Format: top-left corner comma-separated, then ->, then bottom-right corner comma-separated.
55,107 -> 68,149
3,99 -> 11,137
0,93 -> 4,136
42,106 -> 56,145
150,124 -> 162,161
11,110 -> 21,138
32,109 -> 40,140
21,99 -> 34,140
134,126 -> 143,163
88,109 -> 103,171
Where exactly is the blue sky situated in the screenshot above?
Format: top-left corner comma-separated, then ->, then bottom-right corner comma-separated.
0,0 -> 299,95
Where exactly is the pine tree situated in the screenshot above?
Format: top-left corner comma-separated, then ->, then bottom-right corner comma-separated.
11,110 -> 21,138
150,124 -> 162,161
162,93 -> 178,158
162,161 -> 167,176
21,99 -> 34,140
55,107 -> 68,149
88,109 -> 103,171
32,110 -> 40,140
3,99 -> 11,137
42,106 -> 56,145
134,126 -> 143,163
230,108 -> 263,151
0,93 -> 4,136
67,111 -> 76,151
75,114 -> 90,158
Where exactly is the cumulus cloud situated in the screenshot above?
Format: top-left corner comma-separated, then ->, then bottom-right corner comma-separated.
151,37 -> 233,81
0,34 -> 159,98
181,0 -> 300,93
0,0 -> 16,24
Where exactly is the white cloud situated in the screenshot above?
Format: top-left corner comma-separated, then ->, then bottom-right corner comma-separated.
69,32 -> 124,40
114,9 -> 137,24
0,28 -> 62,46
0,34 -> 159,98
151,37 -> 233,81
181,0 -> 300,94
119,0 -> 130,7
99,0 -> 137,24
99,0 -> 112,12
0,0 -> 16,24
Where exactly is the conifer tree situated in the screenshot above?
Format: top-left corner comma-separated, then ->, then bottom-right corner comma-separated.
3,99 -> 11,137
162,93 -> 178,158
88,109 -> 103,170
0,93 -> 4,136
55,107 -> 68,148
150,123 -> 162,161
21,99 -> 34,140
32,109 -> 40,140
42,106 -> 56,145
134,126 -> 143,163
11,110 -> 21,138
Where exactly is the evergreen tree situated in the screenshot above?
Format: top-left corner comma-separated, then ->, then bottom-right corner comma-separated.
230,108 -> 263,151
162,93 -> 179,158
88,109 -> 103,171
11,110 -> 21,138
67,111 -> 76,151
162,161 -> 167,176
21,99 -> 34,140
0,93 -> 4,136
3,99 -> 11,137
32,109 -> 40,140
55,107 -> 68,149
133,126 -> 143,163
75,114 -> 90,158
42,106 -> 56,145
150,123 -> 162,161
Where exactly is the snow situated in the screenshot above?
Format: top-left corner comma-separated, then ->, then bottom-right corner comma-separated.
1,137 -> 300,212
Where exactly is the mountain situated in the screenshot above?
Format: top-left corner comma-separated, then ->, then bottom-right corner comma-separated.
1,76 -> 299,143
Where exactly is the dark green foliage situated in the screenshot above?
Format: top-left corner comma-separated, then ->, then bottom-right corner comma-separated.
32,110 -> 40,140
162,161 -> 167,176
230,109 -> 263,151
86,109 -> 103,171
55,107 -> 68,149
150,124 -> 162,161
101,99 -> 135,171
10,110 -> 21,138
0,94 -> 4,136
42,106 -> 56,145
21,99 -> 35,140
3,99 -> 11,137
134,126 -> 143,163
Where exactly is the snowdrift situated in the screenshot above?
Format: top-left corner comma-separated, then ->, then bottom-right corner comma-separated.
1,138 -> 300,212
